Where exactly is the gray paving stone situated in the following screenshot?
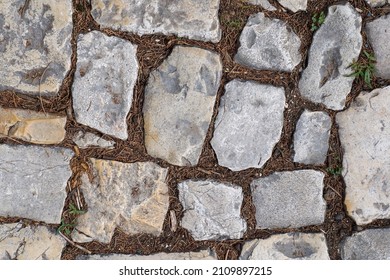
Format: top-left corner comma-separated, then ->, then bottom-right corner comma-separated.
178,180 -> 246,241
247,0 -> 277,10
298,3 -> 362,110
0,145 -> 73,224
365,0 -> 388,7
211,79 -> 285,171
73,131 -> 115,149
90,0 -> 221,43
77,250 -> 217,260
251,170 -> 326,229
0,0 -> 72,95
72,31 -> 138,140
143,46 -> 222,166
248,0 -> 307,11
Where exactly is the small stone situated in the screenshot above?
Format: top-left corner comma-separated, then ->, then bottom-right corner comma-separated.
143,46 -> 222,166
240,233 -> 329,260
73,131 -> 115,149
72,31 -> 138,140
211,79 -> 285,171
278,0 -> 308,12
247,0 -> 277,11
178,180 -> 246,240
235,13 -> 301,72
251,170 -> 326,228
0,145 -> 73,224
293,110 -> 331,165
364,0 -> 388,7
77,250 -> 217,260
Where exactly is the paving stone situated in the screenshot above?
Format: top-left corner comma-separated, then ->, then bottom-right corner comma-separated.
77,250 -> 217,260
72,31 -> 138,140
293,110 -> 331,165
336,86 -> 390,225
298,3 -> 362,110
90,0 -> 221,43
211,79 -> 285,171
248,0 -> 307,11
247,0 -> 277,10
251,170 -> 326,229
143,46 -> 222,166
73,131 -> 115,149
365,0 -> 389,7
0,145 -> 73,224
178,180 -> 246,240
235,13 -> 301,72
72,160 -> 169,244
0,223 -> 66,260
240,233 -> 329,260
0,0 -> 72,95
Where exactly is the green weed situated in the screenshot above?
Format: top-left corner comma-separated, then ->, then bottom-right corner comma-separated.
311,11 -> 326,31
326,166 -> 342,176
346,51 -> 376,88
57,219 -> 76,235
69,203 -> 86,215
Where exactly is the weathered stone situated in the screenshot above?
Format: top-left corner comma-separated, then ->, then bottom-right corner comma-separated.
90,0 -> 221,43
240,233 -> 329,260
365,0 -> 388,7
72,31 -> 138,140
248,1 -> 307,11
247,0 -> 277,10
77,250 -> 217,260
298,3 -> 362,110
235,13 -> 301,72
251,170 -> 326,228
73,131 -> 115,149
0,0 -> 72,95
178,180 -> 246,240
293,110 -> 331,165
0,223 -> 66,260
0,145 -> 73,224
72,160 -> 169,244
143,46 -> 222,166
337,87 -> 390,225
0,107 -> 66,144
211,80 -> 285,171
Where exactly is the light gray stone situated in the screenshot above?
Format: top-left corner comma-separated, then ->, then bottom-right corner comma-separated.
143,46 -> 222,166
293,110 -> 331,165
298,3 -> 362,110
0,0 -> 72,95
247,0 -> 277,11
365,0 -> 388,7
72,160 -> 169,244
235,13 -> 301,72
240,233 -> 329,260
77,250 -> 217,260
73,131 -> 115,149
336,86 -> 390,225
251,170 -> 326,228
211,80 -> 285,171
90,0 -> 221,43
178,180 -> 246,240
278,0 -> 307,12
72,31 -> 138,140
0,145 -> 73,224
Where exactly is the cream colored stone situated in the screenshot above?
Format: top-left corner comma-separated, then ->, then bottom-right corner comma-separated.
78,250 -> 217,260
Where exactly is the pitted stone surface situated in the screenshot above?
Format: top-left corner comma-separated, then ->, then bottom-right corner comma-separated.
143,46 -> 222,166
0,0 -> 72,95
72,31 -> 138,140
293,110 -> 331,165
211,80 -> 285,171
90,0 -> 221,43
0,145 -> 73,224
240,233 -> 329,260
337,87 -> 390,225
178,180 -> 246,240
365,0 -> 388,7
235,13 -> 301,72
298,3 -> 362,110
72,160 -> 169,244
251,170 -> 326,228
77,250 -> 217,260
73,131 -> 115,149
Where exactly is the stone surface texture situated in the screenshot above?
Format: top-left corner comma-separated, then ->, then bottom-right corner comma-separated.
72,31 -> 138,140
143,46 -> 222,166
248,0 -> 307,11
77,250 -> 217,260
0,0 -> 72,95
211,80 -> 285,171
298,3 -> 362,110
247,0 -> 277,10
73,131 -> 115,149
365,0 -> 389,7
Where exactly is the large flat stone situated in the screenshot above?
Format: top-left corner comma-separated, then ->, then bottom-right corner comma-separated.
90,0 -> 221,43
72,160 -> 169,244
77,250 -> 216,260
337,87 -> 390,225
251,170 -> 326,228
211,79 -> 285,171
178,180 -> 246,240
0,145 -> 73,224
72,31 -> 138,140
143,46 -> 222,166
298,3 -> 362,110
0,0 -> 72,95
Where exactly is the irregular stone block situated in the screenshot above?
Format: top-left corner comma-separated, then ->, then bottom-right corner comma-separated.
77,250 -> 216,260
73,131 -> 115,149
72,31 -> 138,140
251,170 -> 326,228
298,3 -> 362,110
0,0 -> 72,95
90,0 -> 221,43
143,46 -> 222,166
247,1 -> 307,12
211,80 -> 285,171
247,0 -> 277,10
365,0 -> 388,7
